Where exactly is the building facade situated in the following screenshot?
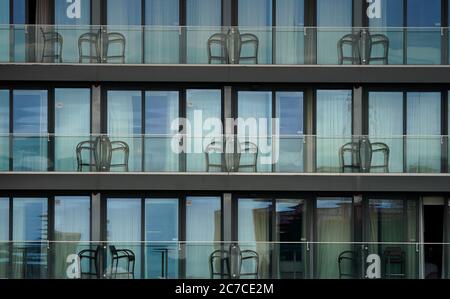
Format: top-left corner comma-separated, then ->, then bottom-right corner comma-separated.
0,0 -> 450,280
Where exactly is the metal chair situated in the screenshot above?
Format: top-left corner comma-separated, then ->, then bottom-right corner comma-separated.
40,27 -> 63,63
367,34 -> 389,65
76,140 -> 98,172
338,250 -> 360,279
78,246 -> 101,279
238,250 -> 260,279
236,141 -> 258,172
370,142 -> 390,173
205,140 -> 226,172
78,31 -> 101,63
209,250 -> 231,279
109,245 -> 135,279
103,32 -> 126,63
383,247 -> 406,279
237,32 -> 259,64
339,138 -> 373,173
338,33 -> 361,65
207,33 -> 230,64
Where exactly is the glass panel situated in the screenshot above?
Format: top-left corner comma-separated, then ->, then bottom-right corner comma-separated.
13,90 -> 48,171
107,0 -> 142,63
276,0 -> 304,64
275,92 -> 303,172
368,199 -> 418,279
55,88 -> 91,171
238,0 -> 272,64
276,199 -> 307,279
0,198 -> 8,279
107,198 -> 141,279
186,0 -> 222,63
407,0 -> 441,64
145,0 -> 179,63
185,196 -> 221,278
368,92 -> 404,173
406,92 -> 441,173
107,91 -> 142,172
145,91 -> 179,171
0,0 -> 9,62
54,196 -> 90,279
0,90 -> 8,171
368,0 -> 403,64
316,197 -> 353,279
446,201 -> 450,279
238,198 -> 272,278
317,0 -> 352,64
316,90 -> 352,172
55,0 -> 91,63
145,198 -> 179,278
238,91 -> 272,172
186,89 -> 222,172
12,0 -> 26,62
12,198 -> 48,279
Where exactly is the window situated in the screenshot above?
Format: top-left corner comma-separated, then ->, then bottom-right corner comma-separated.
0,198 -> 8,278
0,0 -> 9,62
276,0 -> 305,64
55,88 -> 91,171
0,90 -> 8,171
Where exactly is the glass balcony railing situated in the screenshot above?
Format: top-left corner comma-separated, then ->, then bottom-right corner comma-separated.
0,134 -> 448,174
0,25 -> 448,65
0,241 -> 444,279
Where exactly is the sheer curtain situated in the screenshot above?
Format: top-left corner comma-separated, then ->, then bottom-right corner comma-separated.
238,0 -> 272,64
186,0 -> 221,63
406,92 -> 441,173
317,0 -> 352,64
316,90 -> 352,172
276,0 -> 304,64
107,91 -> 142,172
145,91 -> 179,172
0,0 -> 9,62
0,198 -> 8,279
107,198 -> 142,278
368,92 -> 404,173
55,89 -> 91,171
0,90 -> 8,171
316,198 -> 352,279
145,0 -> 179,63
185,197 -> 221,278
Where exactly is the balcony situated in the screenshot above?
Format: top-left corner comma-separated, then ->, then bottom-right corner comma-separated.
0,241 -> 438,279
0,25 -> 448,66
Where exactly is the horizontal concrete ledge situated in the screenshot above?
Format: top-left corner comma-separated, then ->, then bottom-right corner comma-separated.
2,64 -> 450,84
1,172 -> 450,192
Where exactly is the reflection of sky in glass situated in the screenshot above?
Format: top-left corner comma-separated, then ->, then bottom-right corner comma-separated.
13,91 -> 48,134
317,198 -> 352,209
408,0 -> 441,27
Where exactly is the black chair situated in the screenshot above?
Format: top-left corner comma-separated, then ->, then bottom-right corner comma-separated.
109,245 -> 135,279
367,34 -> 389,65
237,33 -> 259,64
383,247 -> 406,279
78,31 -> 101,63
76,140 -> 98,172
338,250 -> 360,279
78,246 -> 101,279
40,27 -> 63,63
103,32 -> 126,63
210,250 -> 231,279
338,33 -> 361,65
370,142 -> 390,173
339,138 -> 373,173
236,141 -> 258,172
205,140 -> 226,172
238,250 -> 260,279
207,33 -> 230,64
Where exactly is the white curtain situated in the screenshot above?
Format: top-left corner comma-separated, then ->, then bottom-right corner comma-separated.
276,0 -> 304,64
0,90 -> 8,171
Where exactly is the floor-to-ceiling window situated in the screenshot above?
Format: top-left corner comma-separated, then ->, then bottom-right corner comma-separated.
12,0 -> 26,62
315,197 -> 354,279
316,0 -> 353,64
185,196 -> 222,278
55,88 -> 91,171
55,0 -> 91,63
407,0 -> 441,64
186,89 -> 222,172
367,198 -> 419,279
12,197 -> 48,279
107,90 -> 143,172
107,0 -> 142,63
186,0 -> 222,63
145,91 -> 179,172
0,90 -> 8,171
145,0 -> 180,63
368,0 -> 404,64
316,90 -> 352,172
0,197 -> 8,278
0,0 -> 9,62
54,196 -> 91,279
12,90 -> 48,171
276,0 -> 305,64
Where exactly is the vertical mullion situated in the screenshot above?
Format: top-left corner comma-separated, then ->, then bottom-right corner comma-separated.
142,91 -> 146,172
442,90 -> 448,173
48,196 -> 55,279
48,88 -> 55,172
272,90 -> 276,173
9,89 -> 13,171
272,0 -> 276,64
403,92 -> 408,173
8,196 -> 12,279
179,195 -> 186,278
404,0 -> 408,65
179,89 -> 186,172
141,197 -> 145,278
179,0 -> 187,64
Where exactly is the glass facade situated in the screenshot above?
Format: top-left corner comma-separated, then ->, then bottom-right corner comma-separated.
0,198 -> 8,278
0,0 -> 9,62
276,0 -> 305,64
0,90 -> 8,171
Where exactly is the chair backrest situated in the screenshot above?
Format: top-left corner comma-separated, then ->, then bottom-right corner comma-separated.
237,33 -> 259,64
339,138 -> 372,172
338,250 -> 359,279
209,250 -> 230,279
207,33 -> 229,64
205,140 -> 225,172
367,33 -> 389,64
40,27 -> 64,63
337,33 -> 360,65
237,141 -> 258,172
239,250 -> 259,278
104,32 -> 126,63
78,31 -> 101,63
370,142 -> 390,173
76,140 -> 98,172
